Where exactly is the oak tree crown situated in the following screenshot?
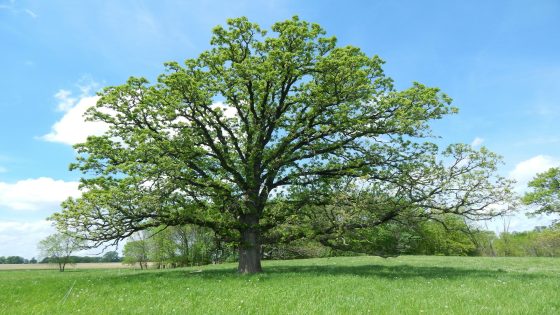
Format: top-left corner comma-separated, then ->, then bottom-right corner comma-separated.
51,16 -> 513,273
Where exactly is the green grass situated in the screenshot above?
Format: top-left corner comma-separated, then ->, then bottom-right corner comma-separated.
1,256 -> 559,314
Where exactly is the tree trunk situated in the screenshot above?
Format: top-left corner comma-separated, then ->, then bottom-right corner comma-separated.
238,229 -> 262,273
237,215 -> 262,274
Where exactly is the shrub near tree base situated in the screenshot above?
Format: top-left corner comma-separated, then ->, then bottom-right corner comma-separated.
51,16 -> 514,274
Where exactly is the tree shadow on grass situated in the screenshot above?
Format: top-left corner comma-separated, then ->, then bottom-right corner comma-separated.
263,263 -> 524,279
105,261 -> 551,283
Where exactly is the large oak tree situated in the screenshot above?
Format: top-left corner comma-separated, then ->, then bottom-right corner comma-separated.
51,17 -> 513,273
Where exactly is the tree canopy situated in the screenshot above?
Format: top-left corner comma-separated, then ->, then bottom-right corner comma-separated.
51,16 -> 514,273
523,167 -> 560,219
38,233 -> 84,271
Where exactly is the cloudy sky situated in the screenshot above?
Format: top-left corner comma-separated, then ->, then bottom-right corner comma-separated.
1,0 -> 559,259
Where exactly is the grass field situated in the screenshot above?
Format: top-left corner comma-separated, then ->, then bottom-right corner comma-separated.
1,256 -> 559,314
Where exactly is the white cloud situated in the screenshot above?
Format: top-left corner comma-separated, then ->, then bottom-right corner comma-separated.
54,89 -> 77,112
470,137 -> 484,147
0,177 -> 80,211
44,80 -> 237,146
479,155 -> 560,233
43,78 -> 108,146
0,220 -> 54,258
42,95 -> 108,145
0,220 -> 121,258
509,155 -> 560,193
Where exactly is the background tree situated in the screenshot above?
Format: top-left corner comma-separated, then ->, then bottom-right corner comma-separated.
470,230 -> 498,257
122,232 -> 150,270
38,233 -> 84,271
0,256 -> 25,264
51,16 -> 514,273
412,217 -> 477,256
124,225 -> 232,269
492,225 -> 560,257
265,144 -> 513,256
101,251 -> 120,262
148,227 -> 178,268
533,225 -> 560,256
523,167 -> 560,222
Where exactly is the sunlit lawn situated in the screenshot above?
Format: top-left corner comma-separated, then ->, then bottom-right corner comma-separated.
1,256 -> 559,314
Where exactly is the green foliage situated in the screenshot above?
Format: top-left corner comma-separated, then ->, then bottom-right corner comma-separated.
123,238 -> 150,270
469,230 -> 498,256
0,256 -> 27,264
265,170 -> 511,257
148,227 -> 178,268
263,239 -> 332,260
267,210 -> 489,259
1,256 -> 560,314
165,225 -> 234,266
493,225 -> 560,257
412,218 -> 477,256
2,256 -> 25,264
101,251 -> 120,262
37,234 -> 85,271
41,256 -> 112,263
523,167 -> 560,219
122,225 -> 234,269
50,16 -> 514,273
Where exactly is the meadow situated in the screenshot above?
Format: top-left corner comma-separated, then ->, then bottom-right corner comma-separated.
1,256 -> 559,314
0,263 -> 125,270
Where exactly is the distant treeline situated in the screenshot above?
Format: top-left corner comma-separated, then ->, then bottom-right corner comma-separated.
264,219 -> 560,259
483,226 -> 560,257
121,218 -> 560,270
279,222 -> 560,259
5,221 -> 559,267
0,251 -> 122,264
0,256 -> 38,264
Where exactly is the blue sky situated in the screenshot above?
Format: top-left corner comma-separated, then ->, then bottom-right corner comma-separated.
1,0 -> 559,258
